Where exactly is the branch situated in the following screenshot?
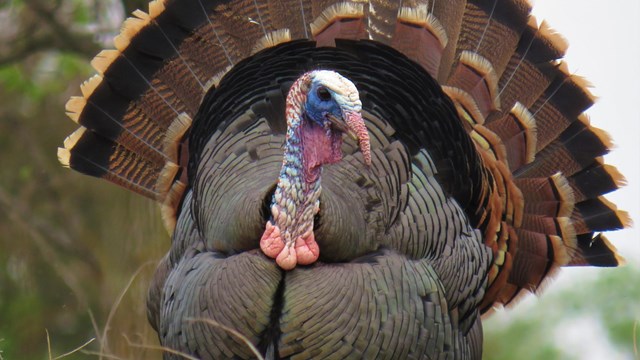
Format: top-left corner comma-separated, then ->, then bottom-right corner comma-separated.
0,0 -> 101,66
25,0 -> 99,55
0,33 -> 58,67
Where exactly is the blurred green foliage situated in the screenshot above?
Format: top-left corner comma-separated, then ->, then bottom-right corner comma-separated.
484,266 -> 639,359
0,1 -> 637,359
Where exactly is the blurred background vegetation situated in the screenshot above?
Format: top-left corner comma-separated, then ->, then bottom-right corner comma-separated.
0,0 -> 637,359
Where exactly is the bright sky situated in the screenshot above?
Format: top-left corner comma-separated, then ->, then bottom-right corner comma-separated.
492,1 -> 640,359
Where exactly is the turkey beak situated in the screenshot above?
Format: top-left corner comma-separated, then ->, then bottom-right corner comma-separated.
326,114 -> 354,138
341,111 -> 371,166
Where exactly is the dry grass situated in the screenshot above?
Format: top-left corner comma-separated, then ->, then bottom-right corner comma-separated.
98,261 -> 156,358
187,318 -> 265,360
31,252 -> 162,359
46,330 -> 95,360
634,320 -> 638,360
122,334 -> 200,360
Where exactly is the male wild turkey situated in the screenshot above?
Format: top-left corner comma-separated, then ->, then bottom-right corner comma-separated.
58,0 -> 629,358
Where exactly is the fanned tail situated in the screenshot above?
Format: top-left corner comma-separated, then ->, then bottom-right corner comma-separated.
60,0 -> 628,310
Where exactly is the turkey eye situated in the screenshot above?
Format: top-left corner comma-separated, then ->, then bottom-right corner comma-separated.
317,87 -> 331,101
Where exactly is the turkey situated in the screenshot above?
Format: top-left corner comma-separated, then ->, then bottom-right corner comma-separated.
58,0 -> 629,358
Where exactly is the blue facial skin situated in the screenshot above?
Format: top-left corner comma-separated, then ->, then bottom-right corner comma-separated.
304,83 -> 343,127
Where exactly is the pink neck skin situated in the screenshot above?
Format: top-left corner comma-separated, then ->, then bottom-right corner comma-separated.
300,118 -> 343,183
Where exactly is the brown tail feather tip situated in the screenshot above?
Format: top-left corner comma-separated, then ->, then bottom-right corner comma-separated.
91,50 -> 120,75
397,5 -> 449,47
58,127 -> 88,167
113,12 -> 151,51
252,29 -> 292,55
536,19 -> 569,55
458,51 -> 501,111
597,196 -> 633,229
65,96 -> 86,123
107,0 -> 166,52
536,218 -> 580,261
79,74 -> 102,98
160,180 -> 187,234
557,216 -> 577,247
148,0 -> 166,18
598,234 -> 627,266
548,234 -> 572,266
57,148 -> 71,168
557,61 -> 598,103
443,86 -> 486,126
163,113 -> 192,162
578,115 -> 614,149
550,172 -> 576,218
309,3 -> 364,37
602,163 -> 627,188
511,102 -> 537,164
156,161 -> 180,197
203,65 -> 232,93
66,75 -> 102,124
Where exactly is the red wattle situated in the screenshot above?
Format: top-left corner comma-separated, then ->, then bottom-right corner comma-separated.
260,222 -> 284,258
301,121 -> 343,183
294,232 -> 320,265
259,222 -> 320,269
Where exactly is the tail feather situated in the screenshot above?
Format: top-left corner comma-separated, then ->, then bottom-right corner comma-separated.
529,66 -> 596,151
492,18 -> 566,123
571,197 -> 631,233
569,233 -> 625,267
451,0 -> 531,80
446,51 -> 501,117
516,115 -> 610,179
506,228 -> 574,296
432,0 -> 467,82
209,3 -> 264,56
262,0 -> 310,38
568,160 -> 626,202
516,173 -> 574,218
310,3 -> 366,47
59,128 -> 162,199
392,5 -> 448,78
310,0 -> 341,20
181,21 -> 235,74
366,0 -> 401,43
484,102 -> 536,170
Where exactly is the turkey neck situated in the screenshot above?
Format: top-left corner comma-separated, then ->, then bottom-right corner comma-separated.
270,125 -> 322,241
270,81 -> 343,240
